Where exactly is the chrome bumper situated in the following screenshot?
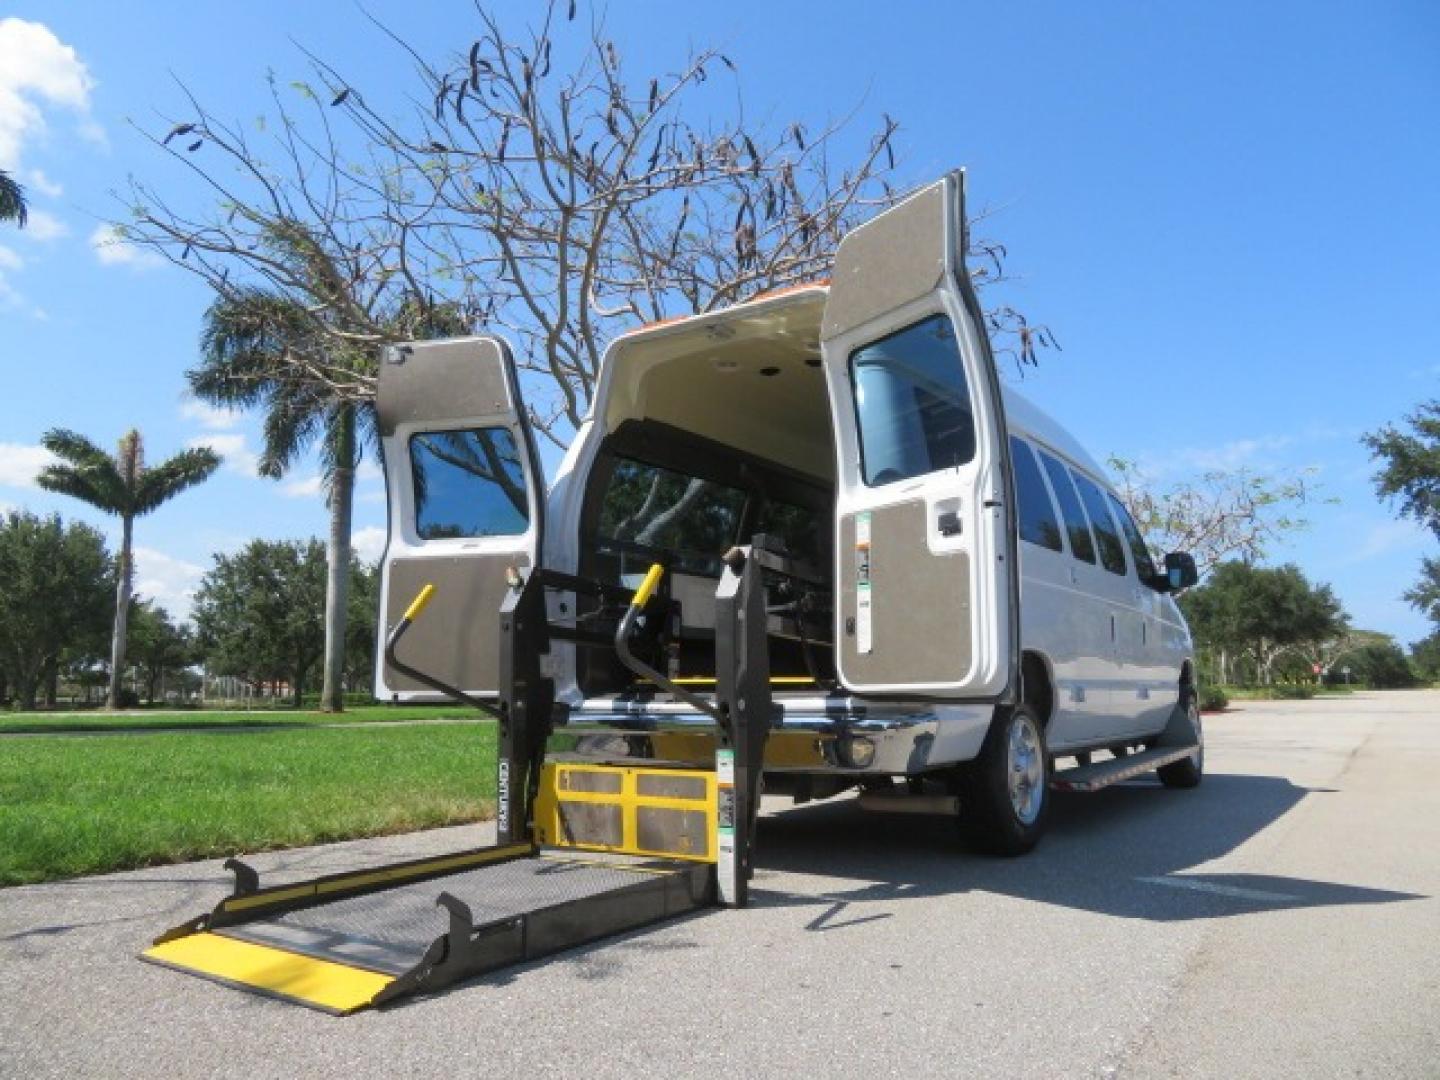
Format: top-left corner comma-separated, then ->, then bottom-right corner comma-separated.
561,695 -> 953,775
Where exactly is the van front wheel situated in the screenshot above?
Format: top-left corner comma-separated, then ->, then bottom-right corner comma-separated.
958,703 -> 1050,856
1157,691 -> 1204,789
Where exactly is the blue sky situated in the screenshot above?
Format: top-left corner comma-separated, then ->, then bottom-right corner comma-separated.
0,1 -> 1436,643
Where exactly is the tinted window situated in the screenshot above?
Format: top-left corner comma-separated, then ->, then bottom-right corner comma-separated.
850,314 -> 976,486
1109,493 -> 1158,583
754,498 -> 827,567
1010,436 -> 1061,551
597,458 -> 746,576
1038,451 -> 1096,563
409,428 -> 529,539
1072,472 -> 1128,576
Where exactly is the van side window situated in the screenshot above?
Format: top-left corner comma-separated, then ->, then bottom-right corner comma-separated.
1010,436 -> 1062,551
1037,451 -> 1096,563
849,313 -> 976,487
409,428 -> 530,539
1072,471 -> 1129,576
1108,492 -> 1159,583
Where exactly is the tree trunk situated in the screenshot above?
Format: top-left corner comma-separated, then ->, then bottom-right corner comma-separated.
320,406 -> 356,713
43,656 -> 59,707
106,516 -> 135,709
18,674 -> 39,711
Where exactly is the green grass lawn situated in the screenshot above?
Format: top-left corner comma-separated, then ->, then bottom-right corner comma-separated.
0,723 -> 497,886
0,703 -> 482,734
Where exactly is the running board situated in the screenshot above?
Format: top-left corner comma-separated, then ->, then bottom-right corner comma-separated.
1050,745 -> 1198,793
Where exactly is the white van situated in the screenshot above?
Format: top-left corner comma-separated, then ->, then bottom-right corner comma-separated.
374,171 -> 1202,855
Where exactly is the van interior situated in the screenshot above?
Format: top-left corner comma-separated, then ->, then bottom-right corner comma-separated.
575,293 -> 839,697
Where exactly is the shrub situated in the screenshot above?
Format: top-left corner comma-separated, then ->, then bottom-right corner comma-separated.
1198,685 -> 1229,711
1269,683 -> 1314,700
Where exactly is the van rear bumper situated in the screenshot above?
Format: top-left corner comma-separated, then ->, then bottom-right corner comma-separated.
563,697 -> 994,775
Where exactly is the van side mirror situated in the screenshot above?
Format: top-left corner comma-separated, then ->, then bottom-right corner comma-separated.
1162,552 -> 1198,592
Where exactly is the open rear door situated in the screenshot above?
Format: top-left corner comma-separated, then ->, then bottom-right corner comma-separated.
374,337 -> 544,702
821,170 -> 1018,699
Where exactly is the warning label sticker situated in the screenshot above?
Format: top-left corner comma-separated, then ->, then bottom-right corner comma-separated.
855,512 -> 873,654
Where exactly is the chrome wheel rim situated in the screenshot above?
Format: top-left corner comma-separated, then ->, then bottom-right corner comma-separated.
1007,712 -> 1045,825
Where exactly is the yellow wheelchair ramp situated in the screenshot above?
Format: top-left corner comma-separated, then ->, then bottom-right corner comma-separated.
143,933 -> 394,1016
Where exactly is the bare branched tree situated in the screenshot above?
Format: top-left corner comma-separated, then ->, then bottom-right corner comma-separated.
1108,456 -> 1323,577
119,1 -> 1047,448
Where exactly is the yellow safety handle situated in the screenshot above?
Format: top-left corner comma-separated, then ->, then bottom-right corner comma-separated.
630,563 -> 665,608
403,582 -> 437,622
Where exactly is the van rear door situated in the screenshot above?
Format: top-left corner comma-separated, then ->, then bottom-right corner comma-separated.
374,337 -> 545,702
821,171 -> 1017,699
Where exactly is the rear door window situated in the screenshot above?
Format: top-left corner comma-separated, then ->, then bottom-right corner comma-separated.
1072,471 -> 1129,576
849,313 -> 976,486
1037,450 -> 1096,564
408,428 -> 530,539
1010,436 -> 1062,551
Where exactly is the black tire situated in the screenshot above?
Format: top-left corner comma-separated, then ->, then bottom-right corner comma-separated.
958,702 -> 1050,856
1157,690 -> 1204,789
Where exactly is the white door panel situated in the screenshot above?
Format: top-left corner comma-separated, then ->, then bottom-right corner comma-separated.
821,171 -> 1016,699
374,336 -> 544,702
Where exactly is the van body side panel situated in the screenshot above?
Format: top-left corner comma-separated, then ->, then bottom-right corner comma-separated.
1015,542 -> 1093,749
837,503 -> 971,685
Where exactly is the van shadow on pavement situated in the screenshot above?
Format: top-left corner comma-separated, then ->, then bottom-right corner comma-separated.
749,773 -> 1424,926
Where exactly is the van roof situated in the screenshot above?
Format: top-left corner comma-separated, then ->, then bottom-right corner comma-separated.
1001,384 -> 1111,485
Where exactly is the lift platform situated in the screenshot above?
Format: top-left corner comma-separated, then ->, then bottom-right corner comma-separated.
141,544 -> 793,1014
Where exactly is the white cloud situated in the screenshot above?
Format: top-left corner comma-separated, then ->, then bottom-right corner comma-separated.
0,441 -> 55,488
195,433 -> 259,476
359,489 -> 386,504
24,167 -> 60,197
352,525 -> 387,564
22,207 -> 67,240
1344,519 -> 1430,565
0,242 -> 21,306
357,460 -> 383,483
280,474 -> 325,499
1173,434 -> 1295,473
179,397 -> 243,431
0,18 -> 96,171
132,545 -> 205,621
90,224 -> 162,269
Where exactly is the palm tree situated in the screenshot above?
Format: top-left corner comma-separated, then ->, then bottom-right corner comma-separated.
195,288 -> 467,712
37,429 -> 219,709
0,170 -> 26,227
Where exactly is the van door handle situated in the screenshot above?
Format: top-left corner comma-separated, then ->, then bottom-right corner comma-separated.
937,510 -> 962,537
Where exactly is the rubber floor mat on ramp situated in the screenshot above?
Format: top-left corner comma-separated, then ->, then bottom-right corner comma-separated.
143,851 -> 712,1015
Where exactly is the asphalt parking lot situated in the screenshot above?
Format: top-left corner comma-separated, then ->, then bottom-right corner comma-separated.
3,691 -> 1437,1078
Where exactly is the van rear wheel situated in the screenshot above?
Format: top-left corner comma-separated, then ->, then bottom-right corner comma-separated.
958,703 -> 1050,856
